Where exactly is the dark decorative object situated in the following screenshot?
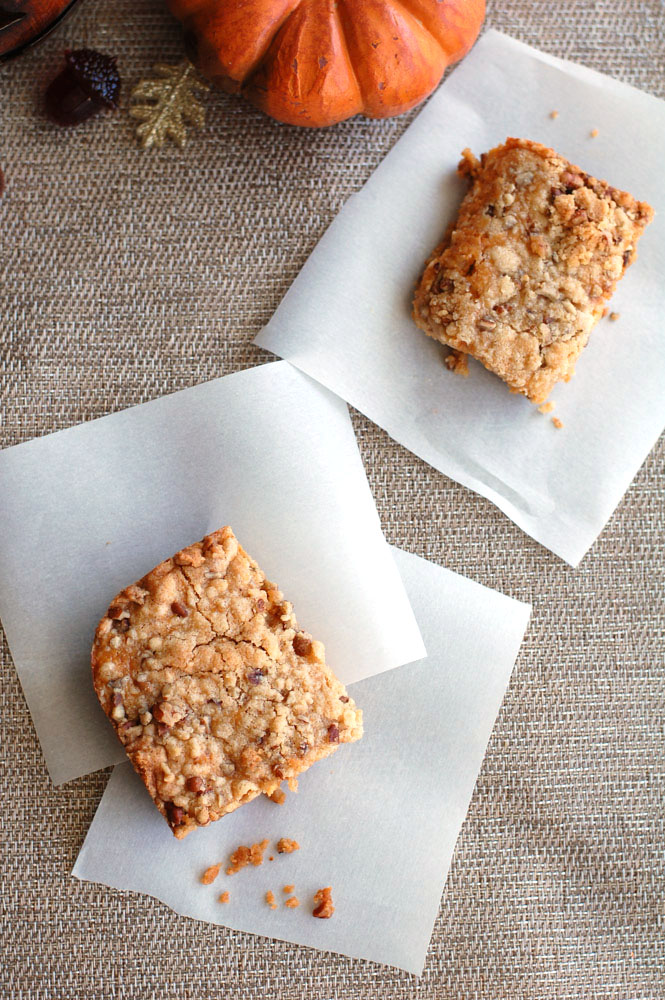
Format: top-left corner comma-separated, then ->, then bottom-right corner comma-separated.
45,48 -> 120,126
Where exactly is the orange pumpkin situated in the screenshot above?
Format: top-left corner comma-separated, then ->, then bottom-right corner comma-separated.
0,0 -> 80,60
167,0 -> 485,127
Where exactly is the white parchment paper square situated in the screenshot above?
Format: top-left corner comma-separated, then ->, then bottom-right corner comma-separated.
256,31 -> 665,566
0,362 -> 424,785
73,546 -> 531,974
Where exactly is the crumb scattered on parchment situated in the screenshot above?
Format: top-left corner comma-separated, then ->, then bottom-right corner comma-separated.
226,839 -> 269,875
218,891 -> 230,904
283,884 -> 295,893
268,856 -> 274,861
601,306 -> 609,318
609,312 -> 620,321
277,838 -> 300,854
552,417 -> 564,429
265,890 -> 278,910
287,778 -> 299,793
590,128 -> 599,137
538,402 -> 555,415
270,788 -> 286,805
201,864 -> 221,885
550,110 -> 559,119
285,896 -> 300,909
313,887 -> 335,919
444,349 -> 469,377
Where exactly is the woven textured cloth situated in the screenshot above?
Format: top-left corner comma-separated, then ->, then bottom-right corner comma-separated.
1,1 -> 663,997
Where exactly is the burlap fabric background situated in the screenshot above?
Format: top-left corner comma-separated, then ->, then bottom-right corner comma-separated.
1,1 -> 663,997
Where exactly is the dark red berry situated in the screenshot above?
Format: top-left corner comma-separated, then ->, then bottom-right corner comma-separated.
45,49 -> 120,126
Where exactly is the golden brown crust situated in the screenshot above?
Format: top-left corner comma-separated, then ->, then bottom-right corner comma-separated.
91,527 -> 362,839
413,138 -> 653,403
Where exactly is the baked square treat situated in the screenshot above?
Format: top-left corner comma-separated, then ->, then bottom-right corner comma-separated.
413,138 -> 653,403
92,527 -> 363,838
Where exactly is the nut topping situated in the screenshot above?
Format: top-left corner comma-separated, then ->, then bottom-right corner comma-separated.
292,634 -> 312,657
165,802 -> 185,827
312,886 -> 334,919
152,701 -> 186,727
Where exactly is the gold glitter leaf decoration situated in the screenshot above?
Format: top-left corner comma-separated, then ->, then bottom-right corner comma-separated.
129,61 -> 209,149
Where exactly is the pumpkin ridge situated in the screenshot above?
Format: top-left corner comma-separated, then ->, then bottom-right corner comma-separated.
332,0 -> 365,112
379,0 -> 445,55
336,0 -> 447,117
239,1 -> 304,90
391,0 -> 484,55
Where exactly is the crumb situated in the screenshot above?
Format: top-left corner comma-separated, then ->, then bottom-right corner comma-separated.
105,541 -> 111,545
444,349 -> 469,377
313,886 -> 335,919
550,110 -> 559,119
218,891 -> 230,904
552,417 -> 564,429
609,312 -> 620,321
270,788 -> 286,805
201,864 -> 221,885
287,778 -> 299,793
226,839 -> 269,875
285,896 -> 300,909
268,856 -> 274,861
265,890 -> 278,910
601,307 -> 609,318
538,402 -> 555,415
276,838 -> 300,854
283,884 -> 295,893
590,128 -> 599,138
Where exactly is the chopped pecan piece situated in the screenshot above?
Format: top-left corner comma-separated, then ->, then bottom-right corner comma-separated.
312,886 -> 334,919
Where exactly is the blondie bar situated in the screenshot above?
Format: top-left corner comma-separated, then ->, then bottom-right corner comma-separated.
92,527 -> 363,838
413,138 -> 653,403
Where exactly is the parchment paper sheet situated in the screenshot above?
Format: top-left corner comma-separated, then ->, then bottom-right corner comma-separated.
0,362 -> 424,784
73,546 -> 531,974
256,32 -> 665,566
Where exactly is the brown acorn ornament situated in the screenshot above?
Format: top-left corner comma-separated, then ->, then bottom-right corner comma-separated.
45,49 -> 121,126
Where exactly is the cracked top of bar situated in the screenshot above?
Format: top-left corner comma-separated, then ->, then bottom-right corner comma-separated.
92,526 -> 363,838
413,138 -> 653,404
